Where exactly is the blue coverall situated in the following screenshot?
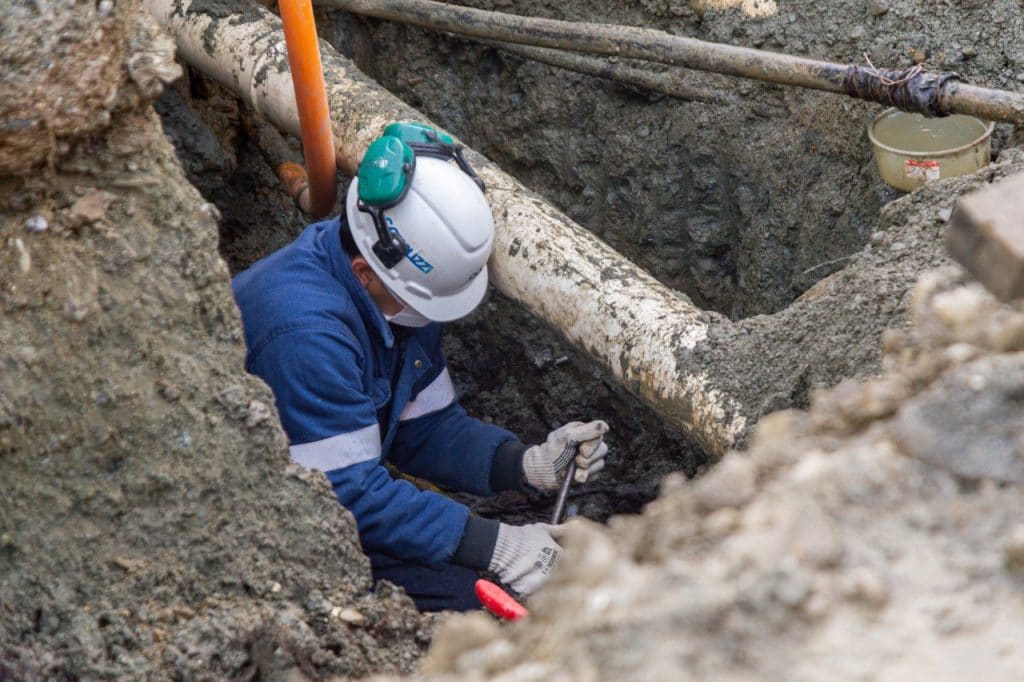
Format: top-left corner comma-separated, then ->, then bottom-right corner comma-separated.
232,216 -> 527,610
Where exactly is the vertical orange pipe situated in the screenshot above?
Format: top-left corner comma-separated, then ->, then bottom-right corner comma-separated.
278,0 -> 337,217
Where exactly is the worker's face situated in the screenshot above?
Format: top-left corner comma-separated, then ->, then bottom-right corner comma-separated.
350,256 -> 403,316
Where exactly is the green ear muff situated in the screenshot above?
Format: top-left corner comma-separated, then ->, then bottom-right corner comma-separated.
357,135 -> 416,207
356,135 -> 415,268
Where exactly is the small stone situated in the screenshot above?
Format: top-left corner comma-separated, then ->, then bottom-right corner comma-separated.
98,0 -> 114,17
961,46 -> 978,59
245,399 -> 273,428
337,608 -> 365,625
868,0 -> 889,17
67,190 -> 111,227
531,348 -> 554,370
270,582 -> 282,593
909,47 -> 929,64
198,202 -> 220,221
64,299 -> 90,322
25,214 -> 49,233
13,238 -> 30,273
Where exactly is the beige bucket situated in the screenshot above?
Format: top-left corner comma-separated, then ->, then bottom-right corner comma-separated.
868,108 -> 995,192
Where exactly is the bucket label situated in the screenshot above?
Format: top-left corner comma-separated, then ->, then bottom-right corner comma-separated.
905,159 -> 940,182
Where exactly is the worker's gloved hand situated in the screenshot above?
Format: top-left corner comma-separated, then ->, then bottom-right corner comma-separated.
488,522 -> 562,598
522,420 -> 609,491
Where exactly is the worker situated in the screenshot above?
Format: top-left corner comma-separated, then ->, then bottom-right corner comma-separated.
232,122 -> 609,611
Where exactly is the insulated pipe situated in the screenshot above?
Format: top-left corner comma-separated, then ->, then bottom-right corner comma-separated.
320,0 -> 1024,125
146,0 -> 748,456
278,0 -> 337,216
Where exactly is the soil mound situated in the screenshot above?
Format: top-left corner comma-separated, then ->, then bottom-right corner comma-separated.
1,3 -> 426,678
413,155 -> 1024,681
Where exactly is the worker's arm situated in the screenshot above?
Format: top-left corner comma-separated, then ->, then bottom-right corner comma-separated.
249,326 -> 487,568
388,365 -> 528,496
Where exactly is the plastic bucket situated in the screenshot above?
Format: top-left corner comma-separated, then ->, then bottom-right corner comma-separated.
867,108 -> 994,192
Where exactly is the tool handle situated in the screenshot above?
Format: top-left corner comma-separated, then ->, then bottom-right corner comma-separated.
475,579 -> 529,621
550,458 -> 577,524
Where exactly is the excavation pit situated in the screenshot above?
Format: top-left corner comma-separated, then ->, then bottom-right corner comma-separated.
4,0 -> 1024,679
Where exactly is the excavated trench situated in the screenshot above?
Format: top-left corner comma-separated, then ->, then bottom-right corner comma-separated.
156,0 -> 1023,525
4,1 -> 1022,679
157,75 -> 705,525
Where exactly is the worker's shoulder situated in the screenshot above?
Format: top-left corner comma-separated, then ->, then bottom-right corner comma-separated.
232,222 -> 364,353
235,221 -> 349,305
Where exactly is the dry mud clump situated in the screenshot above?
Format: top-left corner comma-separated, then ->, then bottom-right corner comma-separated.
1,2 -> 427,678
413,260 -> 1024,677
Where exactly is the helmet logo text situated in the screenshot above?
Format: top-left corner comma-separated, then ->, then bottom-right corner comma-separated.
386,217 -> 434,274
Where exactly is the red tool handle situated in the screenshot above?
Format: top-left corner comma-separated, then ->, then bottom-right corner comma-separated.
475,579 -> 529,621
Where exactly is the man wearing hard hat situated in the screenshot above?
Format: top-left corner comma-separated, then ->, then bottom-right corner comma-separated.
233,123 -> 609,611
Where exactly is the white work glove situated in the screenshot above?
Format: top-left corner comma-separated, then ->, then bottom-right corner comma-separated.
522,420 -> 609,491
488,522 -> 562,598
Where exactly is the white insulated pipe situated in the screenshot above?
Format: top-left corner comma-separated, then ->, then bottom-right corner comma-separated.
145,0 -> 748,456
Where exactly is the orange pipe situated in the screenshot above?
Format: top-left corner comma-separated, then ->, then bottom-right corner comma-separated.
276,161 -> 311,210
278,0 -> 337,217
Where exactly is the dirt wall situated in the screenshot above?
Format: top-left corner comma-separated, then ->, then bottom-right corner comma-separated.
1,4 -> 427,678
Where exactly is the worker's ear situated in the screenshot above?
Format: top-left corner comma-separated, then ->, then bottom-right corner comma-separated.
350,256 -> 376,288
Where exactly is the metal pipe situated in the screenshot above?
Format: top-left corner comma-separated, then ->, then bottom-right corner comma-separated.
145,0 -> 749,456
477,40 -> 738,105
550,459 -> 576,525
320,0 -> 1024,124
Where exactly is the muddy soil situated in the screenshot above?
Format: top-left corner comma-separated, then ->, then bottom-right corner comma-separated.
1,4 -> 427,679
335,0 -> 1023,318
406,163 -> 1024,681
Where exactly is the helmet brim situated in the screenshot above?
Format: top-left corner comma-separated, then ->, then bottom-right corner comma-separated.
394,264 -> 489,323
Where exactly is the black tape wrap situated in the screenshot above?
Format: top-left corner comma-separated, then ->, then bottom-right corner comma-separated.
844,65 -> 961,117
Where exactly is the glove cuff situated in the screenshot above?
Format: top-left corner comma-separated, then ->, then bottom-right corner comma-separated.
489,523 -> 530,575
452,516 -> 500,572
522,445 -> 555,490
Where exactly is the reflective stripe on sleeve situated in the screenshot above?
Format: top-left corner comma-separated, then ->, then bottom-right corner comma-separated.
289,423 -> 382,472
400,367 -> 456,421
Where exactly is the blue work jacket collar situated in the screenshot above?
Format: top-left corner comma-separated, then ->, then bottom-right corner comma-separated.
321,216 -> 395,350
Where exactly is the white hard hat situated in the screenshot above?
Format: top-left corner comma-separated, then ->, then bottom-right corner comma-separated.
345,154 -> 494,322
